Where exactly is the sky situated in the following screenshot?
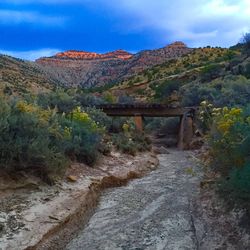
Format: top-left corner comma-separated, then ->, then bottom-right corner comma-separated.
0,0 -> 250,60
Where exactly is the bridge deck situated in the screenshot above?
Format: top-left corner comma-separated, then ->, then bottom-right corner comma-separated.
96,104 -> 196,117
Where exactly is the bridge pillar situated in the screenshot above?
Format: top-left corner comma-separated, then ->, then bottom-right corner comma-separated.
183,116 -> 194,149
178,115 -> 185,150
178,113 -> 194,150
134,116 -> 143,131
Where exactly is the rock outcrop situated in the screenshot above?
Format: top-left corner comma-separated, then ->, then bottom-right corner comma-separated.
45,49 -> 133,61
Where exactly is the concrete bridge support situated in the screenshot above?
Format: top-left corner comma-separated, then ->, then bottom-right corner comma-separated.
134,116 -> 143,131
96,104 -> 197,150
132,113 -> 194,149
178,113 -> 194,150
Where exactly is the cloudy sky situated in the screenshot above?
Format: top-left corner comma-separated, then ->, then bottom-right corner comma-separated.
0,0 -> 250,60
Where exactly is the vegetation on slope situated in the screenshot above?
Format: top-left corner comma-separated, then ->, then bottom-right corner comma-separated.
0,89 -> 151,183
108,45 -> 250,108
0,96 -> 103,181
0,55 -> 59,96
198,35 -> 250,205
109,47 -> 235,98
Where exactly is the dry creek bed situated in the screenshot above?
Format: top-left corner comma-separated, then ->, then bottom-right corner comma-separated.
0,149 -> 250,249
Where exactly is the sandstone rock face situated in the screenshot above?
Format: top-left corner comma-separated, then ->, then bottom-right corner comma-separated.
36,42 -> 192,88
51,49 -> 133,61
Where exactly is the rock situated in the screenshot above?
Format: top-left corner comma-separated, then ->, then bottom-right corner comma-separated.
150,164 -> 156,170
194,129 -> 204,137
49,215 -> 59,221
153,146 -> 170,154
50,50 -> 133,61
43,197 -> 51,202
0,223 -> 5,232
189,138 -> 204,150
67,175 -> 78,182
0,217 -> 6,224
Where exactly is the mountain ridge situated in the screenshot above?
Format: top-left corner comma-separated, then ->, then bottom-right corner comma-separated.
35,41 -> 192,88
39,49 -> 133,61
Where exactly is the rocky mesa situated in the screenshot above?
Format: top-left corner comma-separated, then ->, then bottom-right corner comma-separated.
42,49 -> 133,61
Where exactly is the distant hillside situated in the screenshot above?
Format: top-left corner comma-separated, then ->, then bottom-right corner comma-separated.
2,43 -> 249,107
107,47 -> 250,107
36,42 -> 192,88
0,55 -> 59,96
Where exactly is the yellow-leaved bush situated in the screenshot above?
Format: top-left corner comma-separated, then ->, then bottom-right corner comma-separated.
0,98 -> 104,182
200,101 -> 250,196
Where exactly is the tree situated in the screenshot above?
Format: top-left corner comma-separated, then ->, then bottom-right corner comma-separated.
242,32 -> 250,55
243,32 -> 250,49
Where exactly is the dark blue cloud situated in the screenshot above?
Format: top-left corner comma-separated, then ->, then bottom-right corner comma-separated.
0,0 -> 249,60
0,1 -> 165,59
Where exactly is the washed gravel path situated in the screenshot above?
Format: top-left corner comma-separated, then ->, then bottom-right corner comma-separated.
66,150 -> 202,250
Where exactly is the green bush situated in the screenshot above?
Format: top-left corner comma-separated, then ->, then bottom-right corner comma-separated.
109,117 -> 130,133
242,32 -> 250,53
181,83 -> 218,106
0,98 -> 68,179
83,107 -> 112,131
76,93 -> 104,106
112,120 -> 151,155
181,75 -> 250,107
153,79 -> 182,101
62,107 -> 103,166
103,91 -> 117,104
0,98 -> 103,181
145,117 -> 180,135
117,94 -> 135,104
200,63 -> 223,82
206,105 -> 250,198
112,132 -> 151,156
243,62 -> 250,79
37,89 -> 78,113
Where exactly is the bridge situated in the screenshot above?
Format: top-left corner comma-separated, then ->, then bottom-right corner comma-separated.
96,104 -> 198,150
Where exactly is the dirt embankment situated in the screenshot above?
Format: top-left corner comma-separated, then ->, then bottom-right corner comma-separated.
0,151 -> 159,250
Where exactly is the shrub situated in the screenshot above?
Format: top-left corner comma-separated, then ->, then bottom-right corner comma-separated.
243,62 -> 250,79
109,117 -> 130,133
84,107 -> 112,131
181,75 -> 250,107
200,64 -> 223,82
181,83 -> 218,106
0,98 -> 103,181
76,93 -> 104,107
103,91 -> 117,104
37,89 -> 78,113
0,98 -> 69,180
112,121 -> 151,155
145,117 -> 180,135
209,107 -> 249,174
118,94 -> 135,104
242,32 -> 250,52
63,107 -> 103,166
205,104 -> 250,198
154,79 -> 182,101
3,86 -> 12,95
112,132 -> 151,156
